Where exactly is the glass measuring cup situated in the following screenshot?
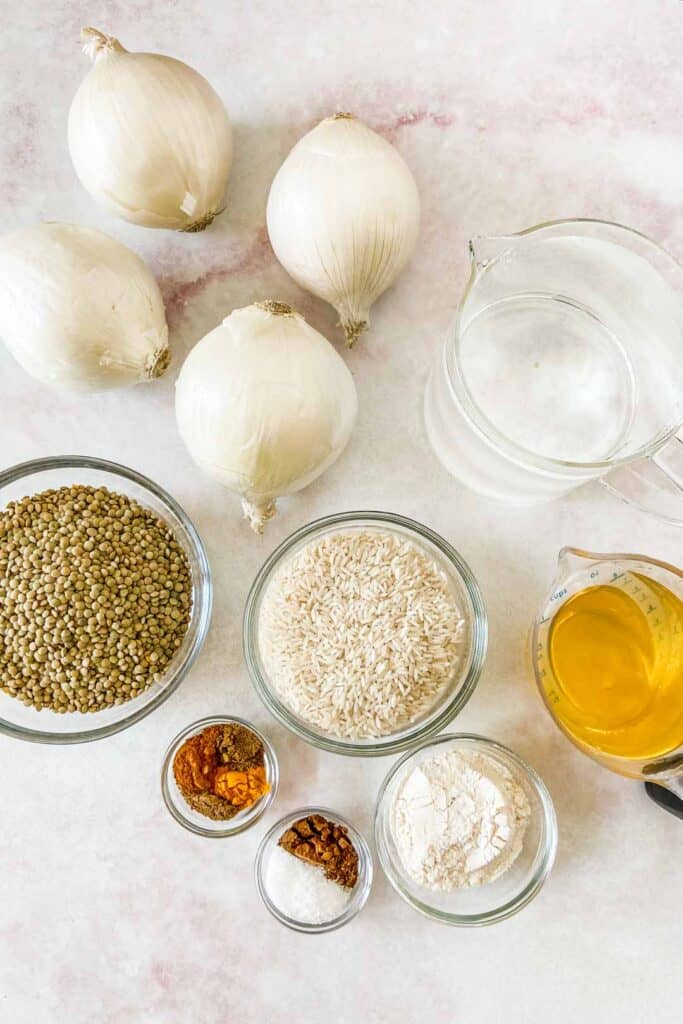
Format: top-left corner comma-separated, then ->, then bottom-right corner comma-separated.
425,219 -> 683,523
532,547 -> 683,816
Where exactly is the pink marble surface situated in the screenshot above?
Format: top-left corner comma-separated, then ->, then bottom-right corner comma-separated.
0,1 -> 682,1021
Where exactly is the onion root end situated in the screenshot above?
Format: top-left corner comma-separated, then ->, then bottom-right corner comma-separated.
180,209 -> 222,233
147,344 -> 171,380
241,499 -> 277,534
341,318 -> 368,348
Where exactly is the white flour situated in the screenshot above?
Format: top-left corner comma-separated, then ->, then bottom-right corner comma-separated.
391,748 -> 531,890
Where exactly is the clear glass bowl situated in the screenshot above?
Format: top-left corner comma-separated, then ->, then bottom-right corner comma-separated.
374,734 -> 558,926
161,715 -> 279,837
243,511 -> 487,756
0,456 -> 212,744
255,806 -> 373,933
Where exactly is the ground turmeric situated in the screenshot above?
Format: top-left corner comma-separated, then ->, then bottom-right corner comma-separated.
213,764 -> 270,805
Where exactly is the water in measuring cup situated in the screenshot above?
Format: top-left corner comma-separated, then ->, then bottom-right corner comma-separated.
459,292 -> 637,462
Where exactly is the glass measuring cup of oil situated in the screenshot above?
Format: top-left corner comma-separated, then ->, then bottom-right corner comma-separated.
425,219 -> 683,522
532,548 -> 683,813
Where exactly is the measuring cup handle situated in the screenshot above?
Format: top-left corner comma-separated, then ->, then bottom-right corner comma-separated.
644,779 -> 683,820
601,434 -> 683,525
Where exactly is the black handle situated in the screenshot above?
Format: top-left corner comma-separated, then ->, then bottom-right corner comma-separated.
644,782 -> 683,819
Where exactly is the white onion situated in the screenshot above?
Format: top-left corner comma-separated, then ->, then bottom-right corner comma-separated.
0,222 -> 169,391
267,113 -> 420,345
175,301 -> 358,531
68,28 -> 233,232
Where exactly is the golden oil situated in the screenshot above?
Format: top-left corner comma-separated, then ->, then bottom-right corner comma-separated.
547,573 -> 683,759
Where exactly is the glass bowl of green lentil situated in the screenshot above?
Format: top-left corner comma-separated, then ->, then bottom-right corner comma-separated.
0,456 -> 212,743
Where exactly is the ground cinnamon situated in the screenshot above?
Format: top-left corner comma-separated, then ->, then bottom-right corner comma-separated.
279,813 -> 359,888
173,722 -> 270,821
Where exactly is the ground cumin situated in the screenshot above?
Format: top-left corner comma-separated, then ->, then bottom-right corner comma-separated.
173,722 -> 269,821
279,814 -> 359,888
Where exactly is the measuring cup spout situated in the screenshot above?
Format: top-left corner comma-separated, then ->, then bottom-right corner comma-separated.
467,234 -> 513,271
555,546 -> 598,583
555,547 -> 682,588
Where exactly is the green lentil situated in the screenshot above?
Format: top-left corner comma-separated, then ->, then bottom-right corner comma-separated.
0,485 -> 193,713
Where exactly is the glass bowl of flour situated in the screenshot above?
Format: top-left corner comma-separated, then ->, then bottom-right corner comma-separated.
374,733 -> 558,925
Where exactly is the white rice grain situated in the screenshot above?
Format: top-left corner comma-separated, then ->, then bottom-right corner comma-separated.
258,530 -> 467,739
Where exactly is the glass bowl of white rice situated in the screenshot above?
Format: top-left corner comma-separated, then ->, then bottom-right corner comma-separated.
243,511 -> 487,756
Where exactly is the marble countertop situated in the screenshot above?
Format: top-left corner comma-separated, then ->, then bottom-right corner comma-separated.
1,1 -> 681,1021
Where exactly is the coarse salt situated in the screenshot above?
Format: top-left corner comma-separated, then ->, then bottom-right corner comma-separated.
265,846 -> 352,924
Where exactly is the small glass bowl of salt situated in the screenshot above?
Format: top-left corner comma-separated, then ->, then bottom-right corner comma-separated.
255,806 -> 373,933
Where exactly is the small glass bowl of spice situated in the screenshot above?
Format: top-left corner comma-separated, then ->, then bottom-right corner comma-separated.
374,734 -> 558,926
161,716 -> 278,837
255,807 -> 373,933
